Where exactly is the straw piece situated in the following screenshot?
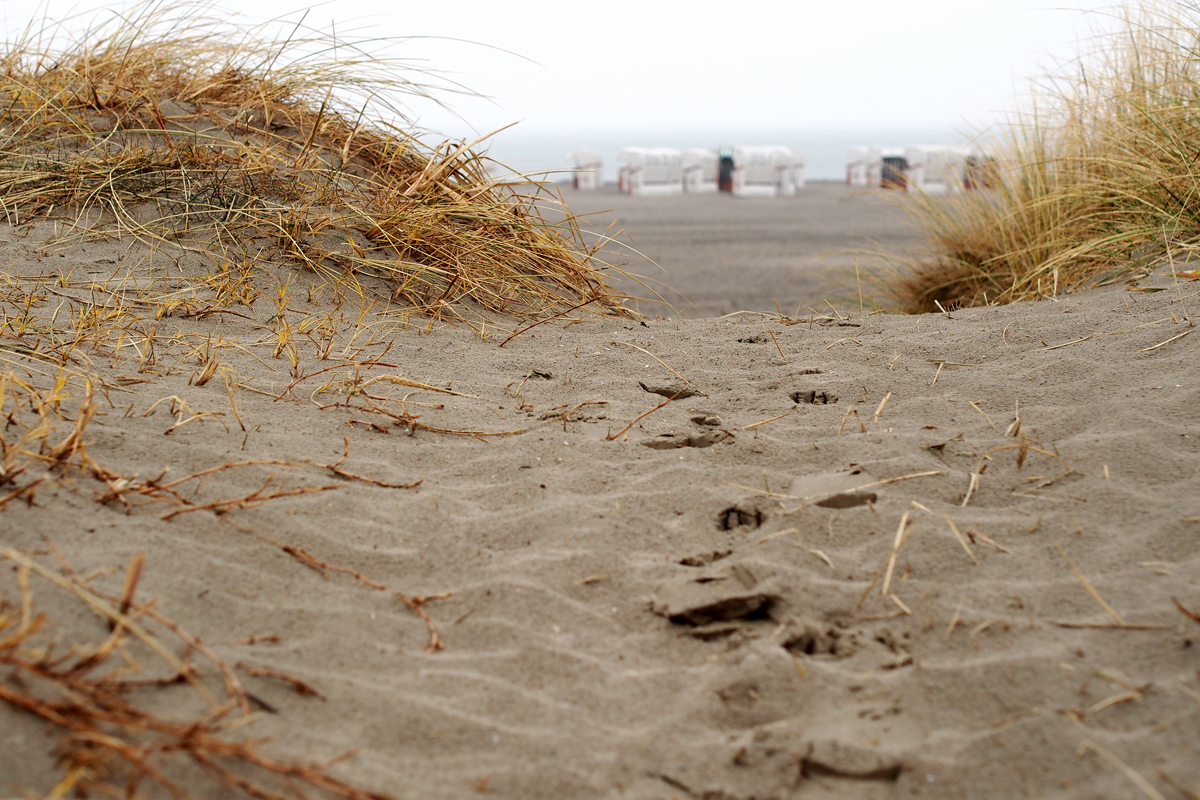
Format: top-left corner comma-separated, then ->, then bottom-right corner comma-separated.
279,545 -> 387,591
782,471 -> 940,514
604,393 -> 680,441
881,511 -> 913,596
1005,400 -> 1021,437
767,329 -> 786,359
945,600 -> 966,639
873,391 -> 892,422
1178,682 -> 1200,707
1051,622 -> 1169,630
160,480 -> 340,520
1138,329 -> 1191,352
359,375 -> 478,398
808,549 -> 834,569
742,412 -> 791,430
0,475 -> 50,509
498,299 -> 600,347
959,470 -> 979,508
1042,336 -> 1092,351
1157,771 -> 1200,800
837,407 -> 866,436
1086,691 -> 1141,716
853,471 -> 941,493
968,401 -> 996,430
1107,317 -> 1170,335
969,620 -> 993,637
966,528 -> 1011,554
1054,541 -> 1124,626
1077,741 -> 1167,800
241,665 -> 328,700
725,483 -> 795,499
1173,598 -> 1200,625
756,528 -> 801,544
611,340 -> 692,384
943,516 -> 980,565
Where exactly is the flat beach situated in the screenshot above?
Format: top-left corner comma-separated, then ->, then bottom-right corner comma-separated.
562,182 -> 927,318
2,186 -> 1198,800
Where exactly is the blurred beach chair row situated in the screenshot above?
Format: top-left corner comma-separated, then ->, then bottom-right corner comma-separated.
568,146 -> 806,198
845,145 -> 997,194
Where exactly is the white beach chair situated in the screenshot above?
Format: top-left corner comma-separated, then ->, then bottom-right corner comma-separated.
617,148 -> 684,196
791,153 -> 806,191
682,148 -> 718,193
729,146 -> 794,198
568,149 -> 604,190
868,146 -> 909,190
905,145 -> 968,195
846,146 -> 870,186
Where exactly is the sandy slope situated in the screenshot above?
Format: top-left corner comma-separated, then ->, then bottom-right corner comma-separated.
1,194 -> 1198,800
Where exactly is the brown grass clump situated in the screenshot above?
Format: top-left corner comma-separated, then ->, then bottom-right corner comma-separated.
892,1 -> 1200,313
0,548 -> 396,800
0,2 -> 626,321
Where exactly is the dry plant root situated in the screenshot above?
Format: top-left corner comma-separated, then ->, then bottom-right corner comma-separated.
396,592 -> 454,654
0,547 -> 396,800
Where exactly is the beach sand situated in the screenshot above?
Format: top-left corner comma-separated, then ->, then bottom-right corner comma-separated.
2,188 -> 1198,800
562,182 -> 927,318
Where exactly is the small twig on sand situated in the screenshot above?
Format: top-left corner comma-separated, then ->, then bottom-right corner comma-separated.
160,479 -> 339,520
943,515 -> 979,565
280,544 -> 387,590
742,412 -> 790,431
397,592 -> 453,653
1138,329 -> 1191,352
782,471 -> 940,515
837,407 -> 866,436
1055,541 -> 1125,626
611,340 -> 692,384
881,511 -> 914,597
240,665 -> 327,700
271,359 -> 401,400
498,299 -> 598,347
1077,740 -> 1167,800
962,470 -> 980,507
604,392 -> 682,441
873,391 -> 892,422
0,475 -> 50,509
1173,597 -> 1200,625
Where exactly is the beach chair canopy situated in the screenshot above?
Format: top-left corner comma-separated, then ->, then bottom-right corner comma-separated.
569,149 -> 604,169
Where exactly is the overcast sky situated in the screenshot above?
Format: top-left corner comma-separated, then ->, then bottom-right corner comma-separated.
234,0 -> 1117,138
5,0 -> 1124,177
9,0 -> 1118,137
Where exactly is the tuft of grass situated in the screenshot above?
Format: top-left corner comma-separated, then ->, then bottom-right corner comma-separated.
891,2 -> 1200,313
0,1 -> 626,321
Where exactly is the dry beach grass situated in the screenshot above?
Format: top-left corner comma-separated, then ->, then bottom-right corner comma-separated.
0,1 -> 625,322
891,1 -> 1200,313
1,2 -> 1199,800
